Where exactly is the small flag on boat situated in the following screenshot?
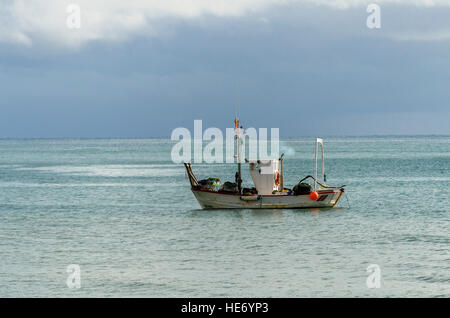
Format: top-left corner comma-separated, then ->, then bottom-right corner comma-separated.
234,118 -> 239,129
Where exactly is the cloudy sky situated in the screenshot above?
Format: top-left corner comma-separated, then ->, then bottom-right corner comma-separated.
0,0 -> 449,137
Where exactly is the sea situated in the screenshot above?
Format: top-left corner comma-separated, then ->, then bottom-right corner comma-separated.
0,136 -> 449,297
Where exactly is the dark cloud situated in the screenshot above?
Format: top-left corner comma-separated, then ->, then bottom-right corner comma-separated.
0,4 -> 449,137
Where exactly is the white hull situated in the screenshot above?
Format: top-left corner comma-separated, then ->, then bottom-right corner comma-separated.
191,189 -> 343,209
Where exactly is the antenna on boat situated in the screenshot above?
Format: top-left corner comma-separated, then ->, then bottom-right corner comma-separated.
235,85 -> 241,126
237,86 -> 240,120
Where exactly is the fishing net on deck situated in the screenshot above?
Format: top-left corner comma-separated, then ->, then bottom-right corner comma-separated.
198,178 -> 221,191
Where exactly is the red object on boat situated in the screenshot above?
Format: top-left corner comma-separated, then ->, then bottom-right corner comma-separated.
309,191 -> 319,201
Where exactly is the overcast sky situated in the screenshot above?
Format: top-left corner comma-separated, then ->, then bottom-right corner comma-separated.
0,0 -> 449,137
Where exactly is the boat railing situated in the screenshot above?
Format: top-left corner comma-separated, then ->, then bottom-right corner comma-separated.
298,175 -> 345,190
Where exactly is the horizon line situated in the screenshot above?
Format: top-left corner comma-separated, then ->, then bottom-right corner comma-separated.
1,134 -> 450,140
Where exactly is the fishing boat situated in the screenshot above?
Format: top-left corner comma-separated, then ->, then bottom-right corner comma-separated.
184,119 -> 345,209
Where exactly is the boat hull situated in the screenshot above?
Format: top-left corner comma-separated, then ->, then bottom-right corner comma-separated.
191,188 -> 344,209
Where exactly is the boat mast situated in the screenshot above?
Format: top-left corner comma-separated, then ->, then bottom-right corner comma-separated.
234,86 -> 242,193
235,118 -> 242,193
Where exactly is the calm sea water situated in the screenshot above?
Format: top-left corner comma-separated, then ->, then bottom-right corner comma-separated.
0,137 -> 449,297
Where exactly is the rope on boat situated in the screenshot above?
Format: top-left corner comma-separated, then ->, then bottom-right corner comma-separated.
345,192 -> 351,208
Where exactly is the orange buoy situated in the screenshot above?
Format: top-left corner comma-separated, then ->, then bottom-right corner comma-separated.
309,191 -> 319,201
